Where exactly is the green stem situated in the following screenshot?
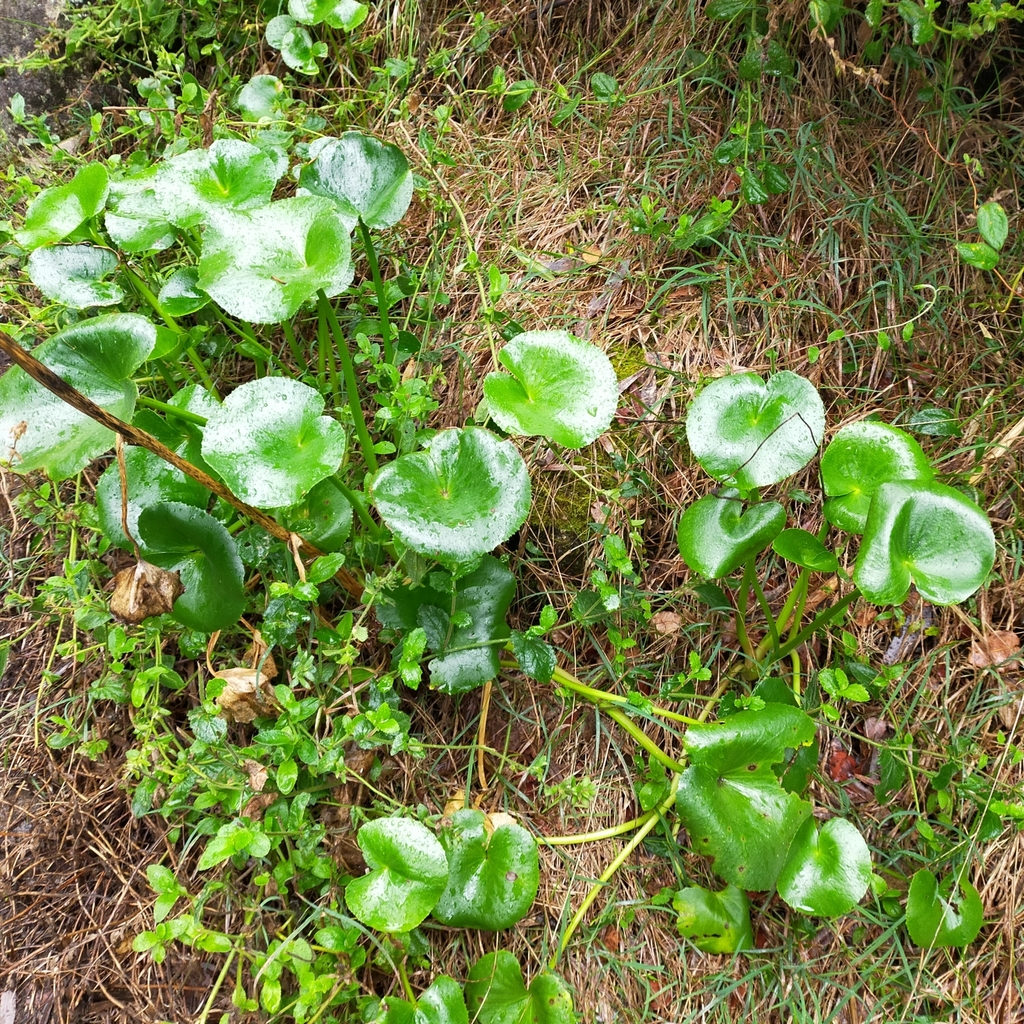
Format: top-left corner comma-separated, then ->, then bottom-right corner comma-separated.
396,958 -> 415,1005
358,219 -> 394,363
767,589 -> 860,667
135,395 -> 208,425
537,812 -> 656,846
317,306 -> 341,407
734,560 -> 757,668
750,572 -> 781,661
196,946 -> 237,1024
328,474 -> 380,543
604,706 -> 686,773
282,319 -> 308,373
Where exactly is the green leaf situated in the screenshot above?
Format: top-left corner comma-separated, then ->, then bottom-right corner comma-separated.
686,371 -> 825,490
289,0 -> 368,30
465,953 -> 574,1024
277,758 -> 299,794
299,132 -> 413,230
740,170 -> 770,205
345,818 -> 448,933
372,428 -> 531,567
821,421 -> 934,534
908,405 -> 962,438
266,16 -> 324,74
502,80 -> 536,112
26,244 -> 124,308
104,172 -> 176,253
416,976 -> 469,1024
236,74 -> 288,122
510,631 -> 555,683
906,869 -> 984,948
771,528 -> 839,572
15,163 -> 109,249
809,0 -> 845,32
956,241 -> 1000,270
157,267 -> 209,317
278,477 -> 352,552
677,491 -> 786,579
376,556 -> 515,693
676,705 -> 816,890
433,810 -> 540,930
705,0 -> 754,18
854,480 -> 995,605
0,313 -> 156,479
590,72 -> 619,102
673,884 -> 753,952
198,197 -> 353,323
201,377 -> 345,509
483,331 -> 618,449
137,501 -> 245,632
976,201 -> 1009,251
776,817 -> 872,916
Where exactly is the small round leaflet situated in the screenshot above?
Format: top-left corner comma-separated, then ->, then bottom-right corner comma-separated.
776,817 -> 872,916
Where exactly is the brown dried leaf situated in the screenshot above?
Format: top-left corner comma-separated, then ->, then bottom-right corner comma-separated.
969,630 -> 1021,669
650,611 -> 682,636
213,667 -> 281,723
243,759 -> 269,793
109,560 -> 184,624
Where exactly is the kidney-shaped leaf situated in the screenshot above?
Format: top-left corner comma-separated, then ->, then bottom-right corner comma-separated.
26,244 -> 124,308
345,818 -> 448,933
372,428 -> 531,567
300,132 -> 413,230
202,377 -> 346,508
158,267 -> 209,317
465,953 -> 574,1024
677,491 -> 786,578
0,314 -> 156,479
673,883 -> 753,952
416,976 -> 468,1024
777,817 -> 871,916
104,172 -> 176,253
198,197 -> 353,323
676,705 -> 816,891
686,371 -> 825,490
289,0 -> 368,29
854,480 -> 995,606
16,163 -> 109,249
483,331 -> 618,449
137,501 -> 245,632
772,528 -> 839,572
278,477 -> 352,552
906,869 -> 984,948
433,810 -> 540,930
821,421 -> 934,534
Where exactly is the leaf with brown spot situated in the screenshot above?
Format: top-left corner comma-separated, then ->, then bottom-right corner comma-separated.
969,630 -> 1020,669
109,560 -> 184,623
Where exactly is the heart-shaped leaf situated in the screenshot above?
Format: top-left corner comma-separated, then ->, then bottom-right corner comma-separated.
776,817 -> 871,916
771,528 -> 838,572
235,75 -> 288,122
677,491 -> 786,578
465,953 -> 574,1024
158,267 -> 209,317
821,421 -> 934,534
673,883 -> 753,952
376,556 -> 515,693
202,377 -> 346,508
854,480 -> 995,605
299,132 -> 413,230
289,0 -> 368,30
278,477 -> 352,552
26,244 -> 124,308
198,197 -> 354,323
433,809 -> 540,929
686,371 -> 825,489
104,172 -> 176,252
345,818 -> 448,933
906,869 -> 984,948
482,331 -> 618,449
372,428 -> 531,567
16,163 -> 109,249
137,501 -> 245,632
0,313 -> 156,479
676,705 -> 816,891
416,977 -> 468,1024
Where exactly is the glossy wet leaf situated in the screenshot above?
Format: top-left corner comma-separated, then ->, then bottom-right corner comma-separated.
416,977 -> 468,1024
854,480 -> 995,605
776,817 -> 871,916
976,201 -> 1008,251
482,331 -> 618,448
236,74 -> 288,121
376,556 -> 515,693
465,952 -> 574,1024
821,421 -> 933,533
300,132 -> 413,230
158,267 -> 209,317
433,810 -> 539,930
676,705 -> 816,890
0,313 -> 156,479
908,405 -> 961,438
956,241 -> 1000,270
345,818 -> 448,933
686,371 -> 824,489
198,197 -> 354,323
137,501 -> 245,632
278,478 -> 352,552
266,15 -> 325,73
372,428 -> 531,567
202,377 -> 346,509
502,80 -> 536,112
15,163 -> 109,249
289,0 -> 368,29
906,869 -> 984,948
772,528 -> 838,572
677,491 -> 786,578
104,172 -> 176,252
673,884 -> 753,952
26,244 -> 124,308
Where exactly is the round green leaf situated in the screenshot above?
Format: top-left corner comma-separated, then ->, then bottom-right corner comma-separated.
345,818 -> 448,933
266,15 -> 324,73
771,528 -> 838,572
235,75 -> 288,122
137,501 -> 245,632
278,477 -> 352,552
158,267 -> 209,317
289,0 -> 368,30
433,810 -> 540,930
686,371 -> 825,489
202,377 -> 346,509
906,869 -> 984,948
482,331 -> 618,449
466,953 -> 574,1024
299,132 -> 413,230
821,421 -> 934,534
416,976 -> 468,1024
198,197 -> 354,323
673,883 -> 753,952
854,480 -> 995,605
0,313 -> 156,479
677,491 -> 786,578
372,428 -> 531,567
977,201 -> 1008,251
777,817 -> 871,916
15,163 -> 109,249
104,172 -> 177,253
26,244 -> 124,308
